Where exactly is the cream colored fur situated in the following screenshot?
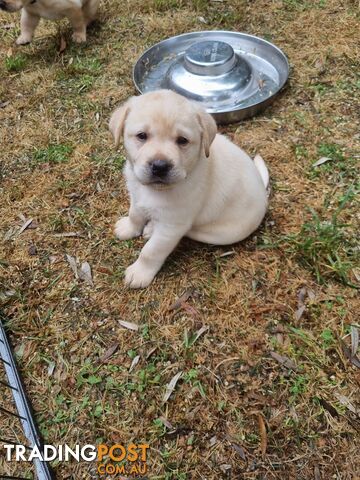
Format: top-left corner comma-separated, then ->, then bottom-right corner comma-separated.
0,0 -> 99,44
109,90 -> 269,288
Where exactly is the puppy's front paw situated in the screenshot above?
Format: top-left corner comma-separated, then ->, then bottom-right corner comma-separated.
125,261 -> 156,289
114,217 -> 142,240
16,35 -> 32,45
72,31 -> 87,43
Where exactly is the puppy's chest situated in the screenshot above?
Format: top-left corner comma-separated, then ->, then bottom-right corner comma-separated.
131,187 -> 189,222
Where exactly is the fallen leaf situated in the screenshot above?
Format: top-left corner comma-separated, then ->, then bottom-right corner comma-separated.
18,218 -> 33,235
0,101 -> 10,108
99,343 -> 119,363
97,265 -> 113,275
118,320 -> 139,331
27,221 -> 38,230
0,290 -> 16,302
146,347 -> 157,359
350,326 -> 359,357
314,464 -> 321,480
307,289 -> 315,301
209,435 -> 217,446
59,36 -> 67,54
214,357 -> 241,371
289,406 -> 298,422
342,341 -> 360,369
192,325 -> 209,345
352,268 -> 360,282
313,157 -> 331,167
129,355 -> 140,373
53,232 -> 84,238
297,286 -> 307,307
169,289 -> 194,311
257,414 -> 267,457
158,416 -> 174,429
47,362 -> 56,376
294,305 -> 306,321
163,371 -> 183,403
65,254 -> 78,278
231,443 -> 246,460
182,302 -> 200,317
218,250 -> 236,258
270,351 -> 297,370
78,262 -> 93,286
334,393 -> 358,415
318,397 -> 339,417
225,436 -> 246,460
297,286 -> 316,308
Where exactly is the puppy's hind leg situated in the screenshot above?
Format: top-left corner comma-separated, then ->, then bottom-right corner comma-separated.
82,0 -> 99,26
68,8 -> 87,43
16,9 -> 40,45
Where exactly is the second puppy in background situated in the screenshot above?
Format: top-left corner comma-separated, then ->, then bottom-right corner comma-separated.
0,0 -> 99,44
110,90 -> 269,289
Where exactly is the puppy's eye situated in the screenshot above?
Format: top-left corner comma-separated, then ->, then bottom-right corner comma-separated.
136,132 -> 147,141
176,136 -> 189,146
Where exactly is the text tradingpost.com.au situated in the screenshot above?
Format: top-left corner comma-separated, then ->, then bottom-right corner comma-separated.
3,443 -> 149,476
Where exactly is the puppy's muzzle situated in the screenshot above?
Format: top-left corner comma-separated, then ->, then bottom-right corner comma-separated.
149,159 -> 172,180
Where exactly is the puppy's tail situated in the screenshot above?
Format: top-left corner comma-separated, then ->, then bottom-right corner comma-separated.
254,154 -> 269,189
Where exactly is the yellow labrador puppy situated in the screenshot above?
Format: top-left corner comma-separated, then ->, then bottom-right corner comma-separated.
109,90 -> 269,288
0,0 -> 99,44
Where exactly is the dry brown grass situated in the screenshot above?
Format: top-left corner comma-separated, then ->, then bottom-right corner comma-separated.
1,0 -> 359,479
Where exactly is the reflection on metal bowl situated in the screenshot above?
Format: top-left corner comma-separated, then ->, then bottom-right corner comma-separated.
133,31 -> 289,124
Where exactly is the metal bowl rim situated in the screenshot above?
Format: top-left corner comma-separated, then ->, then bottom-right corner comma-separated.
132,30 -> 289,115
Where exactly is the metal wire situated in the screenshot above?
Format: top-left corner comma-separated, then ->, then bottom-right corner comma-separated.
0,316 -> 54,480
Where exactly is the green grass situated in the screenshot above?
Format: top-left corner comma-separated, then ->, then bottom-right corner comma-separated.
5,54 -> 27,72
283,188 -> 358,286
309,144 -> 357,182
33,144 -> 73,164
283,0 -> 326,10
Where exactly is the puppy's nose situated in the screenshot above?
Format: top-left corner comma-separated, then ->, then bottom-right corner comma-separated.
150,159 -> 171,178
0,1 -> 7,10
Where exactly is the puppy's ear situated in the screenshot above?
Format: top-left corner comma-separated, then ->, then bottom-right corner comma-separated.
109,99 -> 132,148
197,110 -> 217,158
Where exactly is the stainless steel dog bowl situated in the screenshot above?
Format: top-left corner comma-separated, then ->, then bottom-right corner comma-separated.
133,31 -> 289,124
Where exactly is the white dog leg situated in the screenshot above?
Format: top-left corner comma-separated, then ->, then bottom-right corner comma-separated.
125,225 -> 188,288
82,0 -> 99,25
68,9 -> 87,43
16,9 -> 40,45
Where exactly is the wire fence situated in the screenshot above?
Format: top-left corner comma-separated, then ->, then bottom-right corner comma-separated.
0,316 -> 54,480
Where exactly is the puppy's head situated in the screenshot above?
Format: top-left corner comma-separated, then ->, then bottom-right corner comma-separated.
0,0 -> 23,12
109,90 -> 217,187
